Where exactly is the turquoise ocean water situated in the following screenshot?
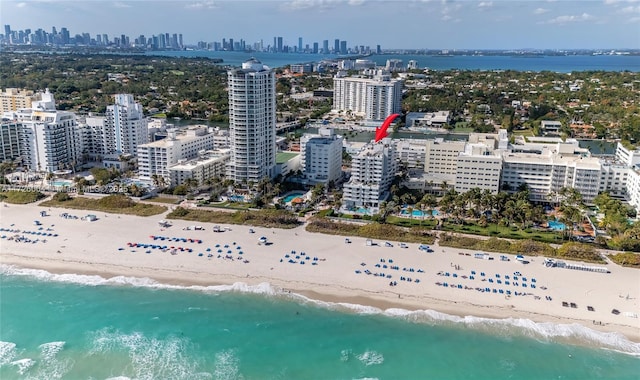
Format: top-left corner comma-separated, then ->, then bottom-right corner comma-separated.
1,265 -> 638,379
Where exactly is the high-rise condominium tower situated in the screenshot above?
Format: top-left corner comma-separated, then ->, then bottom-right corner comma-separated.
105,94 -> 147,155
226,58 -> 276,184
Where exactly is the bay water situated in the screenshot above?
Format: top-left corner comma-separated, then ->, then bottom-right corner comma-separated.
146,50 -> 640,72
1,265 -> 638,379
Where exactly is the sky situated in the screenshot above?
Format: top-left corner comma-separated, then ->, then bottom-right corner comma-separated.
1,0 -> 639,49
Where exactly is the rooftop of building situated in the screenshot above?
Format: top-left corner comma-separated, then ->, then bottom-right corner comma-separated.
276,151 -> 299,164
502,151 -> 601,169
169,149 -> 230,170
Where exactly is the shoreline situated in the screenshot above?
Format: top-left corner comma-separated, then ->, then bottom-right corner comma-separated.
1,203 -> 639,348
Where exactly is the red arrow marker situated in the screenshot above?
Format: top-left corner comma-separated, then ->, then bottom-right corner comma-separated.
374,113 -> 400,142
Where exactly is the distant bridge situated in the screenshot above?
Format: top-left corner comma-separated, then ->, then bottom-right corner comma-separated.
276,121 -> 301,133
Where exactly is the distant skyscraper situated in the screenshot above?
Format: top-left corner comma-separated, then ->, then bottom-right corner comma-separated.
226,59 -> 276,183
277,36 -> 283,52
376,45 -> 381,54
334,39 -> 340,53
340,40 -> 347,55
323,40 -> 329,54
313,42 -> 319,54
298,37 -> 303,52
4,25 -> 10,39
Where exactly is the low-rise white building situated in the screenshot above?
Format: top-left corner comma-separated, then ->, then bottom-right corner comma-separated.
168,149 -> 230,186
137,126 -> 215,186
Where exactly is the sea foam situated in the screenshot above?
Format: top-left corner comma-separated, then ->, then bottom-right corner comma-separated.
3,264 -> 640,355
89,328 -> 212,380
0,341 -> 18,366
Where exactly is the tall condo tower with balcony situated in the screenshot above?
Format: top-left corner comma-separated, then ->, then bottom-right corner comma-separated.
226,58 -> 276,183
10,89 -> 82,172
104,94 -> 148,156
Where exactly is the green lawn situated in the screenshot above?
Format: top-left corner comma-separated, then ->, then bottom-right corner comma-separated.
276,152 -> 299,164
0,190 -> 46,204
386,216 -> 438,228
440,221 -> 563,244
40,195 -> 167,216
144,197 -> 180,204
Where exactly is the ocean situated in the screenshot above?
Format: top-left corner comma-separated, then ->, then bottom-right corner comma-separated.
145,50 -> 640,72
1,265 -> 638,379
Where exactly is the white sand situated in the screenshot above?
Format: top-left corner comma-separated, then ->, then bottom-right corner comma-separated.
1,202 -> 639,342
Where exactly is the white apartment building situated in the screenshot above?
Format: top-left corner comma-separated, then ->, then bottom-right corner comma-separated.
300,127 -> 343,185
424,139 -> 466,176
455,144 -> 502,194
137,126 -> 215,186
0,88 -> 40,113
614,143 -> 640,167
627,167 -> 640,213
104,94 -> 148,156
226,59 -> 276,183
10,90 -> 83,172
343,139 -> 397,211
332,71 -> 403,122
0,120 -> 21,161
169,149 -> 230,187
395,139 -> 426,169
82,115 -> 107,157
599,161 -> 629,198
501,151 -> 602,202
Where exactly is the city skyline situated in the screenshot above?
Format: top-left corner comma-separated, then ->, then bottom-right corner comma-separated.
1,0 -> 639,50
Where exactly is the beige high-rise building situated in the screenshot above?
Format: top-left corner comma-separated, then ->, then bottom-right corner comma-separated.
0,88 -> 40,113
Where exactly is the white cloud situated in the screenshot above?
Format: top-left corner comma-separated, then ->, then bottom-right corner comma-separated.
620,5 -> 640,12
186,1 -> 218,10
113,2 -> 131,8
16,2 -> 27,8
348,0 -> 365,5
604,0 -> 640,5
546,13 -> 594,24
533,7 -> 549,15
283,0 -> 343,11
478,1 -> 493,8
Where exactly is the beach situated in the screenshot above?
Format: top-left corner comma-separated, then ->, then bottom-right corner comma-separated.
1,202 -> 639,344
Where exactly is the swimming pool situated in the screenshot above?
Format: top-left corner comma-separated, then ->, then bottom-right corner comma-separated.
283,192 -> 305,203
548,220 -> 566,231
401,209 -> 439,217
51,180 -> 73,187
228,195 -> 245,202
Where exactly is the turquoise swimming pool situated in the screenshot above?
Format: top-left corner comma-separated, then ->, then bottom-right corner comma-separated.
51,180 -> 73,187
401,209 -> 439,217
548,220 -> 566,231
283,192 -> 305,203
